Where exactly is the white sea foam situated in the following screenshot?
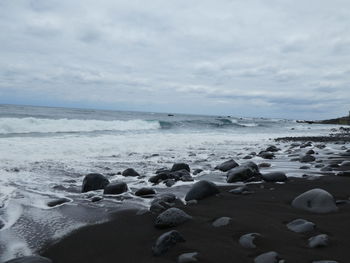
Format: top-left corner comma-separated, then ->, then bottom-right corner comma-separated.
0,117 -> 161,134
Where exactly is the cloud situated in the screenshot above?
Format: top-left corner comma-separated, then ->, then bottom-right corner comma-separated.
0,0 -> 349,119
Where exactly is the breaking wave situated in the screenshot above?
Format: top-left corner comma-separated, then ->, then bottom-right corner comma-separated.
0,117 -> 161,134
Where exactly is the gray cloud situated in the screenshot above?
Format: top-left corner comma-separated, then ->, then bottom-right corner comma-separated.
0,0 -> 349,119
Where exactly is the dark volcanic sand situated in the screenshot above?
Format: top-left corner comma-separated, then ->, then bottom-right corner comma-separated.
42,175 -> 350,263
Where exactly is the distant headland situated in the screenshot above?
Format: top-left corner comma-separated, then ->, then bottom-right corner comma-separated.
297,113 -> 350,125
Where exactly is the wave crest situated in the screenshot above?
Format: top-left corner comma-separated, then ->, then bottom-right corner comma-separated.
0,117 -> 161,134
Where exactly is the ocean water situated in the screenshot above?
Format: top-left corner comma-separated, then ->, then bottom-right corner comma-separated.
0,104 -> 339,260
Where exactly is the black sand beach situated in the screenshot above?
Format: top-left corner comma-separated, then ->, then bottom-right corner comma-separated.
40,143 -> 350,263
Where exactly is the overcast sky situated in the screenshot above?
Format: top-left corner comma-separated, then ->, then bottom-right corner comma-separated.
0,0 -> 349,119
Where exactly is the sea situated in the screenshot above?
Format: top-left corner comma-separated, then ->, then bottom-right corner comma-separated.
0,104 -> 339,261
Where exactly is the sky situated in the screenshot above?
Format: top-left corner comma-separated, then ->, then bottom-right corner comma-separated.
0,0 -> 350,119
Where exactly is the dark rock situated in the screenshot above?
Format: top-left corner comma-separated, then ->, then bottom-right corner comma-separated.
340,161 -> 350,167
185,180 -> 219,201
155,208 -> 192,228
47,198 -> 70,207
258,151 -> 275,159
3,256 -> 52,263
152,230 -> 185,256
265,145 -> 280,152
300,165 -> 311,169
300,155 -> 316,163
227,164 -> 260,183
215,159 -> 239,172
193,169 -> 203,175
0,219 -> 4,229
258,162 -> 271,168
149,172 -> 171,184
315,144 -> 326,149
290,157 -> 300,162
300,142 -> 312,148
171,163 -> 190,172
261,172 -> 287,182
122,168 -> 140,177
135,187 -> 156,197
241,161 -> 259,173
315,164 -> 325,168
150,193 -> 177,213
229,185 -> 254,195
306,149 -> 315,155
82,173 -> 110,193
91,196 -> 103,202
243,155 -> 253,159
164,179 -> 176,187
338,171 -> 350,177
103,182 -> 128,195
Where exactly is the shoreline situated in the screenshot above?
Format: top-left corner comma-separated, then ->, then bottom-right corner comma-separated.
4,133 -> 350,263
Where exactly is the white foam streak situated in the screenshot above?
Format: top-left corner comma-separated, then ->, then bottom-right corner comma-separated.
0,117 -> 160,134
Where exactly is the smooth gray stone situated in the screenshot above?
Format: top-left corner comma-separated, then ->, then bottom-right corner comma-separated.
286,219 -> 315,233
215,159 -> 239,172
212,217 -> 231,227
152,230 -> 185,256
155,208 -> 192,228
308,234 -> 329,248
103,182 -> 128,195
178,252 -> 198,263
300,155 -> 316,162
261,172 -> 287,182
47,197 -> 70,207
171,163 -> 190,172
229,185 -> 253,195
291,188 -> 338,213
122,168 -> 140,177
185,180 -> 219,201
254,251 -> 281,263
4,256 -> 52,263
239,233 -> 261,248
81,173 -> 109,193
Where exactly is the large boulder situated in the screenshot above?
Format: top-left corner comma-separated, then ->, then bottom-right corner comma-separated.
291,188 -> 338,213
103,182 -> 128,195
82,173 -> 110,193
122,168 -> 140,177
152,230 -> 185,256
226,163 -> 260,183
261,172 -> 287,182
4,256 -> 52,263
215,159 -> 238,172
155,208 -> 192,228
185,180 -> 219,201
171,163 -> 190,172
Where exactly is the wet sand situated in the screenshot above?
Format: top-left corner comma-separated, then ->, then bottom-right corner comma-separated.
41,174 -> 350,263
